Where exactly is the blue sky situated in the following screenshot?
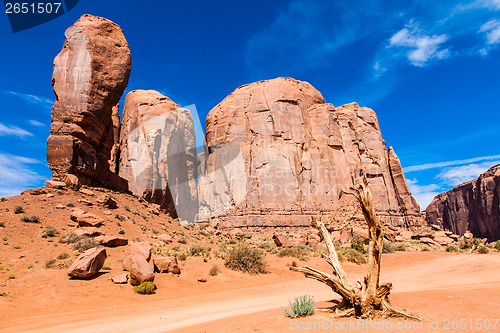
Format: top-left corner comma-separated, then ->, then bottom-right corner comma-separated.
0,0 -> 499,209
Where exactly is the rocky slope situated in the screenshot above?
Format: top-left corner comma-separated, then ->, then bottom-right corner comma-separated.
118,90 -> 198,222
425,164 -> 500,241
46,14 -> 131,191
198,78 -> 422,228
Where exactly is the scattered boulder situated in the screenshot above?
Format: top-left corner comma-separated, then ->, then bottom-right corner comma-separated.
73,227 -> 103,237
70,209 -> 104,227
464,231 -> 473,240
55,204 -> 66,209
153,257 -> 181,274
110,273 -> 128,284
273,235 -> 294,248
45,180 -> 67,189
79,188 -> 95,196
122,253 -> 154,286
419,237 -> 439,246
157,234 -> 173,243
67,247 -> 107,279
78,199 -> 93,206
98,195 -> 118,209
96,236 -> 128,247
127,242 -> 152,261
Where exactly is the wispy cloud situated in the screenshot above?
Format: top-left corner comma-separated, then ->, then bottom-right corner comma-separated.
0,153 -> 43,197
2,90 -> 54,109
478,19 -> 500,54
388,21 -> 449,67
404,154 -> 500,172
437,160 -> 500,186
407,179 -> 443,209
28,120 -> 46,127
0,122 -> 33,138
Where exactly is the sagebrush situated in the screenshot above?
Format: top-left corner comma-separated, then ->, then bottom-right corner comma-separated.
282,295 -> 315,318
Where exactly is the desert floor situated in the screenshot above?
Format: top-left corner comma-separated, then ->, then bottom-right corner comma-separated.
1,251 -> 499,333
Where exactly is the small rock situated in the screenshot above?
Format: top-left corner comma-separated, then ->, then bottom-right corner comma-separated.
98,195 -> 118,209
153,257 -> 181,274
110,273 -> 128,284
73,228 -> 103,237
430,224 -> 442,231
96,236 -> 128,247
55,204 -> 66,209
198,278 -> 207,283
46,194 -> 55,198
464,231 -> 473,240
67,247 -> 107,279
79,188 -> 95,196
78,199 -> 94,206
157,234 -> 173,243
45,180 -> 67,189
419,237 -> 439,246
70,209 -> 104,227
273,235 -> 294,248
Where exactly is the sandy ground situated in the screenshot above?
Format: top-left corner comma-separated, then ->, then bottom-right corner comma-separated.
1,252 -> 499,333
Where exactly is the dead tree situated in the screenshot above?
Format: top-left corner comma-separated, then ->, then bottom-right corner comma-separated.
291,175 -> 423,320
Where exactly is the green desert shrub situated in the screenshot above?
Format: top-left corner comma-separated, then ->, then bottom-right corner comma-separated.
209,264 -> 220,276
177,237 -> 188,244
477,245 -> 489,254
225,243 -> 267,274
59,232 -> 81,244
337,248 -> 366,265
186,244 -> 211,258
446,245 -> 458,252
72,237 -> 98,252
276,246 -> 311,259
282,295 -> 315,318
351,235 -> 366,254
0,197 -> 7,202
14,206 -> 24,214
57,252 -> 70,260
382,241 -> 396,253
44,258 -> 57,269
395,243 -> 408,252
133,281 -> 156,294
42,226 -> 59,238
494,240 -> 500,251
21,215 -> 40,223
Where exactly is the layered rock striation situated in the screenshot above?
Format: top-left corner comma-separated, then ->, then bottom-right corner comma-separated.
198,77 -> 421,228
425,164 -> 500,241
46,14 -> 131,190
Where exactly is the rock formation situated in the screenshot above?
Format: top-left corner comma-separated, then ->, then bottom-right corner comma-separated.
46,14 -> 130,190
198,77 -> 421,228
118,90 -> 198,222
426,164 -> 500,241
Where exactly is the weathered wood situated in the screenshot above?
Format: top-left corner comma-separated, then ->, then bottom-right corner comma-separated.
291,173 -> 422,320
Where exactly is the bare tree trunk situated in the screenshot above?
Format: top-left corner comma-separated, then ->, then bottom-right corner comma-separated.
291,174 -> 423,320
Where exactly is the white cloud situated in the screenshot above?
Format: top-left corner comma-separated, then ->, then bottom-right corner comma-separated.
0,153 -> 44,197
2,90 -> 54,109
29,120 -> 45,127
455,0 -> 500,12
0,122 -> 33,138
389,23 -> 449,67
479,19 -> 500,46
437,160 -> 500,186
407,179 -> 442,209
404,154 -> 500,172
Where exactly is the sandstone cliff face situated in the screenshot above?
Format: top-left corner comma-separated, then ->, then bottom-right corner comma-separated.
46,14 -> 130,190
426,164 -> 500,241
198,77 -> 421,227
118,90 -> 198,222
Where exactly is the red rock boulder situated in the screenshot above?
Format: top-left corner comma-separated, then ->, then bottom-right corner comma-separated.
67,247 -> 107,279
